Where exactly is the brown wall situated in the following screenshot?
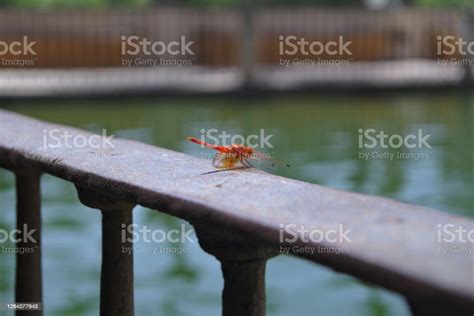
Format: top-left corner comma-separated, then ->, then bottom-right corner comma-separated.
0,9 -> 463,68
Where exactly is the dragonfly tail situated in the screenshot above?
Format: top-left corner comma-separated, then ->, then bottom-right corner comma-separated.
187,136 -> 227,152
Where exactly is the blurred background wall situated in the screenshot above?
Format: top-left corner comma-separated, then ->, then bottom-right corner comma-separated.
0,0 -> 472,96
0,8 -> 466,67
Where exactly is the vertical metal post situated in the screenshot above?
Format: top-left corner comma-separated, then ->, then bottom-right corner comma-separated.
241,5 -> 256,90
405,294 -> 472,315
15,169 -> 42,316
76,187 -> 135,316
194,226 -> 278,316
462,8 -> 474,85
221,259 -> 267,316
100,209 -> 134,316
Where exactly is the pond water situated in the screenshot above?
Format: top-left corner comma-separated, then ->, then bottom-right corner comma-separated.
0,92 -> 472,316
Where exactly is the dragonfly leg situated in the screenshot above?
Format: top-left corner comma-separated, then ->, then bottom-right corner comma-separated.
201,166 -> 248,175
242,157 -> 253,168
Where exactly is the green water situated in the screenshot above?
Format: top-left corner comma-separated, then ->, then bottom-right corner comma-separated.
0,92 -> 472,315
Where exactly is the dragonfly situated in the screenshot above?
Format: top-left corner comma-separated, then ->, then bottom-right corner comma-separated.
187,136 -> 290,174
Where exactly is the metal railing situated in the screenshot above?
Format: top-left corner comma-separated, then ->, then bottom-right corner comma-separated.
0,109 -> 473,316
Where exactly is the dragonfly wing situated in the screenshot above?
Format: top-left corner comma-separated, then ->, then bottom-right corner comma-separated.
212,152 -> 242,169
249,151 -> 290,169
241,157 -> 253,168
212,152 -> 227,168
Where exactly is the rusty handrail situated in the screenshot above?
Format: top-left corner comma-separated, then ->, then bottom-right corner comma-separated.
0,109 -> 473,315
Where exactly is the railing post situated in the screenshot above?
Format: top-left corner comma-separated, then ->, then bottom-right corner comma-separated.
76,186 -> 135,316
14,169 -> 42,316
462,8 -> 474,85
193,225 -> 278,316
405,292 -> 473,315
240,4 -> 256,90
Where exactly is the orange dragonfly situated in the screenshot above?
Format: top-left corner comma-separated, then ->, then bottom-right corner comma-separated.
187,136 -> 290,174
